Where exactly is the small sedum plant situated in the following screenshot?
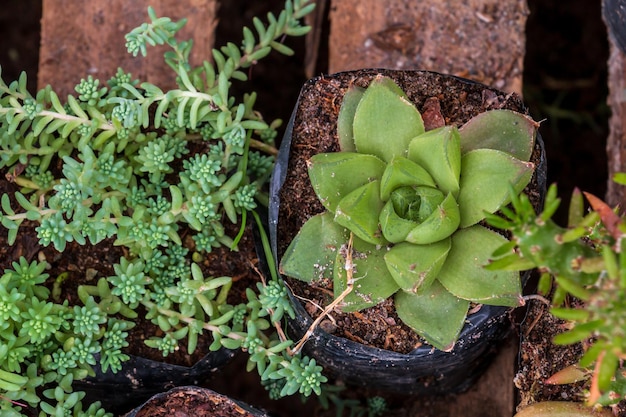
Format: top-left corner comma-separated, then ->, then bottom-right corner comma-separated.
0,2 -> 328,416
486,177 -> 626,408
0,257 -> 130,417
280,75 -> 539,350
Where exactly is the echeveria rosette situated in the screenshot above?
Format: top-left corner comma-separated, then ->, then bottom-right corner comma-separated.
280,75 -> 538,350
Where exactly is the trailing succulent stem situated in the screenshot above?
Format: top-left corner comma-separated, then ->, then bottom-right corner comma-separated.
0,2 -> 327,416
487,179 -> 626,407
281,75 -> 538,350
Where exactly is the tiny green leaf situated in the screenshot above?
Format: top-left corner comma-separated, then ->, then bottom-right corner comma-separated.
379,156 -> 436,201
334,181 -> 385,245
404,192 -> 460,245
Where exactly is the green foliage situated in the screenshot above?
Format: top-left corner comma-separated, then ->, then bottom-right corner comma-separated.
0,257 -> 130,416
280,75 -> 538,350
486,182 -> 626,406
0,1 -> 322,416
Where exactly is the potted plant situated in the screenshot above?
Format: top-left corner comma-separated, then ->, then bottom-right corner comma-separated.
0,2 -> 329,416
488,178 -> 626,415
269,69 -> 547,394
123,386 -> 271,417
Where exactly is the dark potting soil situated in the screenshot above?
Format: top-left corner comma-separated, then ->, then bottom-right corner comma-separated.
515,298 -> 587,406
130,387 -> 264,417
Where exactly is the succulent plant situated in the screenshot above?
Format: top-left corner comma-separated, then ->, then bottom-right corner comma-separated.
0,2 -> 332,415
487,181 -> 626,406
280,75 -> 539,350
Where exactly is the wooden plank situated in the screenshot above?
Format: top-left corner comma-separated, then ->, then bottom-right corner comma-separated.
605,39 -> 626,207
404,338 -> 518,417
328,0 -> 528,95
38,0 -> 216,96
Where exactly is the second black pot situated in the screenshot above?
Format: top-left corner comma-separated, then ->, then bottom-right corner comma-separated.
75,349 -> 236,414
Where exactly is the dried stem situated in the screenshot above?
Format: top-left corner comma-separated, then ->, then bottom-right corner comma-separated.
292,232 -> 357,354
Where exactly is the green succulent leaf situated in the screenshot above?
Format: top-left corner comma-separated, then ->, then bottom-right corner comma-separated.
279,212 -> 349,283
378,199 -> 420,243
457,149 -> 534,227
404,192 -> 460,245
379,156 -> 436,201
395,280 -> 469,351
352,75 -> 424,162
458,109 -> 537,161
379,186 -> 459,245
384,239 -> 451,293
437,226 -> 522,306
308,152 -> 386,212
333,235 -> 399,312
336,85 -> 364,152
334,181 -> 386,245
407,126 -> 461,197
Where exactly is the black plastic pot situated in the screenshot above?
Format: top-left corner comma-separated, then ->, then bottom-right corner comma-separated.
123,386 -> 270,417
269,69 -> 547,395
76,349 -> 236,414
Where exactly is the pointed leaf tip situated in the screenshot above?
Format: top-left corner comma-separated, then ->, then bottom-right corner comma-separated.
459,109 -> 537,161
583,191 -> 623,239
337,85 -> 364,152
308,152 -> 386,212
280,212 -> 348,283
353,76 -> 424,162
408,126 -> 461,197
395,280 -> 469,350
437,226 -> 522,306
457,149 -> 534,228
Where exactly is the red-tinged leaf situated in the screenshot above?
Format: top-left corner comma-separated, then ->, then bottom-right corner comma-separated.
545,364 -> 588,385
587,350 -> 604,405
583,192 -> 623,239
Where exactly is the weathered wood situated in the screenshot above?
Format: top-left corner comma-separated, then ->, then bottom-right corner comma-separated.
605,41 -> 626,208
407,339 -> 518,417
329,0 -> 528,95
38,0 -> 216,97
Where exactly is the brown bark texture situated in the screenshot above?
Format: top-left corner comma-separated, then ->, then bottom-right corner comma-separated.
328,0 -> 528,95
38,0 -> 217,97
606,42 -> 626,208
